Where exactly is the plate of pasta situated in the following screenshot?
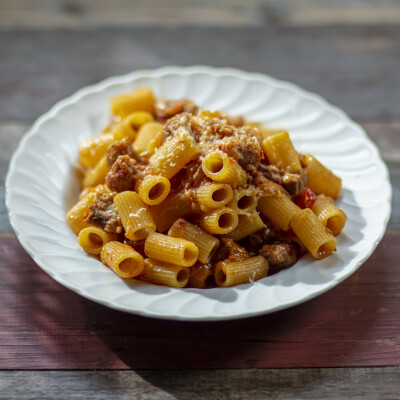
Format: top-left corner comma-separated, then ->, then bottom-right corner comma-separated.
6,66 -> 391,320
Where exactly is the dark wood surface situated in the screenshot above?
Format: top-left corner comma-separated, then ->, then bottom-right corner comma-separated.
0,1 -> 399,398
2,368 -> 400,400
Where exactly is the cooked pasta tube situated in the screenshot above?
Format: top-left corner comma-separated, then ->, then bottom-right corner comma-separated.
259,128 -> 286,140
140,258 -> 190,288
79,133 -> 114,168
290,208 -> 337,259
137,175 -> 171,206
113,111 -> 154,141
114,191 -> 156,240
228,187 -> 258,215
133,121 -> 164,155
214,256 -> 269,287
198,207 -> 238,235
78,226 -> 118,255
168,219 -> 220,264
148,191 -> 193,232
304,154 -> 342,199
189,264 -> 214,289
110,87 -> 155,119
66,191 -> 97,234
83,156 -> 109,187
257,194 -> 300,231
312,195 -> 347,236
201,150 -> 247,187
195,183 -> 233,211
225,211 -> 264,241
101,241 -> 144,278
262,131 -> 302,173
145,232 -> 198,267
149,127 -> 199,178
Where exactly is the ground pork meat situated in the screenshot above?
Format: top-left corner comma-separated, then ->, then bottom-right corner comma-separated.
256,176 -> 286,198
216,134 -> 262,169
163,112 -> 193,140
105,155 -> 143,192
155,99 -> 198,123
281,170 -> 308,197
124,239 -> 146,258
221,238 -> 249,262
106,138 -> 142,168
259,163 -> 282,184
259,243 -> 299,274
259,163 -> 308,197
87,192 -> 122,233
240,222 -> 277,254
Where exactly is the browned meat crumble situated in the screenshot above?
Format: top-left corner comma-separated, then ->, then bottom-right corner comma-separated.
87,192 -> 122,233
259,243 -> 300,274
105,155 -> 144,192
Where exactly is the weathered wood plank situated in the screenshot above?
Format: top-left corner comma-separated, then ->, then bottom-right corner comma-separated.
0,26 -> 399,122
0,0 -> 399,28
0,232 -> 399,369
1,368 -> 400,400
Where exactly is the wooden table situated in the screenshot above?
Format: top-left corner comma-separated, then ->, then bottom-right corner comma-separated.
1,1 -> 399,398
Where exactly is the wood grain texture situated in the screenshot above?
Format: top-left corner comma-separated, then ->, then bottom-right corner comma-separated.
0,26 -> 399,122
0,232 -> 399,370
0,0 -> 399,28
1,368 -> 400,400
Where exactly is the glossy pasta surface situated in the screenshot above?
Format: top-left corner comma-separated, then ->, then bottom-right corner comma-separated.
67,88 -> 346,288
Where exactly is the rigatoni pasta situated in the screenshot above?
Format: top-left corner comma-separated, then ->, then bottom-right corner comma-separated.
114,191 -> 156,241
137,175 -> 171,206
141,258 -> 190,288
195,183 -> 233,211
144,232 -> 198,267
101,241 -> 144,278
214,256 -> 269,287
168,219 -> 220,264
78,226 -> 118,255
312,195 -> 347,236
67,87 -> 346,288
290,208 -> 337,259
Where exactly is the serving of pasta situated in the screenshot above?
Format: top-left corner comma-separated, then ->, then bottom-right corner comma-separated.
67,87 -> 346,289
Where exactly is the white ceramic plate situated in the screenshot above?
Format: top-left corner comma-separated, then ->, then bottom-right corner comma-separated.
6,66 -> 391,321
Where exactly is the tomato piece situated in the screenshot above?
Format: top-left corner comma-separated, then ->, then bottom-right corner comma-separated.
294,188 -> 316,209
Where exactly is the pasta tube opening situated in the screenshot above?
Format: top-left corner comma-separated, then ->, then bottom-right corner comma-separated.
215,266 -> 227,284
198,207 -> 239,234
78,226 -> 118,255
318,241 -> 337,258
206,154 -> 224,173
137,175 -> 171,206
212,187 -> 231,202
219,213 -> 236,229
237,195 -> 256,212
150,182 -> 166,200
195,183 -> 233,211
177,268 -> 190,284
